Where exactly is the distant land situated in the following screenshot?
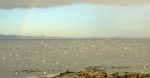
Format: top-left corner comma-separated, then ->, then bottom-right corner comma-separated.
0,34 -> 149,39
0,34 -> 70,39
0,34 -> 115,39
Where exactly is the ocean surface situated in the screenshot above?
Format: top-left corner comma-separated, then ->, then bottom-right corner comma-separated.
0,39 -> 150,78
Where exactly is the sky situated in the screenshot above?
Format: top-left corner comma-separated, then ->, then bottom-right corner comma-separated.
0,0 -> 150,38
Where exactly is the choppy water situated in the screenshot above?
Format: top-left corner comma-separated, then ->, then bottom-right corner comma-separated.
0,39 -> 150,78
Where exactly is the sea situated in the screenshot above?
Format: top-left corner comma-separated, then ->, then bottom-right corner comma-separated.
0,39 -> 150,78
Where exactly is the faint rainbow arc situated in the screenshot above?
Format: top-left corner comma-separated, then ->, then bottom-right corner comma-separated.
20,0 -> 36,36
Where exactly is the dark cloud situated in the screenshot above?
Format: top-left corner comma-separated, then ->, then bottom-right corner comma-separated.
0,0 -> 150,9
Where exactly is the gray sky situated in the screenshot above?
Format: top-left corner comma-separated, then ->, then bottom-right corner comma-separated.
0,0 -> 150,9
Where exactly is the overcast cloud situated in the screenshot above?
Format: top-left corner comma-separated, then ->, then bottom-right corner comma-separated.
0,0 -> 150,9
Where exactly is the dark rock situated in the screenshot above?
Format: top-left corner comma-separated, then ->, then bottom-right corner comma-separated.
146,73 -> 150,77
111,66 -> 130,69
22,70 -> 29,72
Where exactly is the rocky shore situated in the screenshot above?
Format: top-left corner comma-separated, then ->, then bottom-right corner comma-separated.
42,66 -> 150,78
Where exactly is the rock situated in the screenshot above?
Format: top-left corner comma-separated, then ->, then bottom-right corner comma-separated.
53,73 -> 79,78
93,70 -> 107,77
112,72 -> 127,78
111,72 -> 119,77
139,73 -> 146,78
107,74 -> 114,78
79,70 -> 90,77
79,67 -> 107,78
146,73 -> 150,77
118,72 -> 127,78
47,66 -> 150,78
126,72 -> 139,78
111,72 -> 140,78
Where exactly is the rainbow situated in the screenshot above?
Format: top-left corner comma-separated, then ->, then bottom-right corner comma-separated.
20,0 -> 36,36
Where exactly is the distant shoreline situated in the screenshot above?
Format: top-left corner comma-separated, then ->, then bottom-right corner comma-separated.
0,38 -> 150,40
0,34 -> 150,39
